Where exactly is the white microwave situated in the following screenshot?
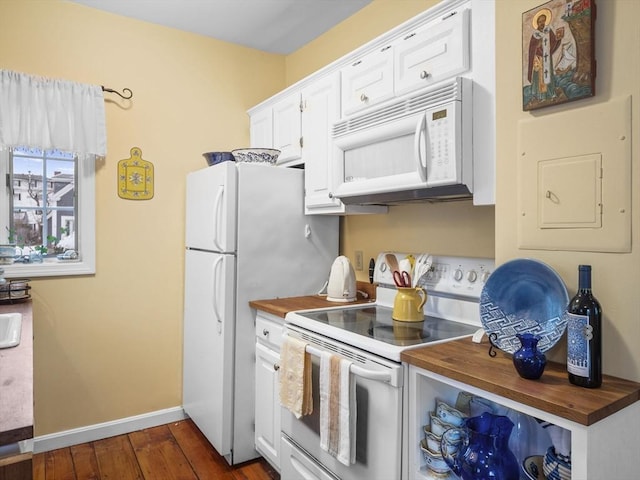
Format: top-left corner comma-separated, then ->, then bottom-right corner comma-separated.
332,77 -> 472,204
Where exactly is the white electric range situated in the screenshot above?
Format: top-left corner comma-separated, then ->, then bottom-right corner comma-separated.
280,253 -> 495,480
286,253 -> 494,361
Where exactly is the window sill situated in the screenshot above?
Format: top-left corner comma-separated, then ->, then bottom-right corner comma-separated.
1,259 -> 95,278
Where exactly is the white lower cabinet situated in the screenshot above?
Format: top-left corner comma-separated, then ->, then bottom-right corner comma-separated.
407,364 -> 640,480
254,313 -> 284,471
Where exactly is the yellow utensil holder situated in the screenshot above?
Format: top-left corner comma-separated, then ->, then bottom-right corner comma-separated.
392,287 -> 427,322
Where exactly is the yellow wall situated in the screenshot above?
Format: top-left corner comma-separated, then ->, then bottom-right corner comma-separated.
286,0 -> 431,84
3,0 -> 638,440
0,0 -> 285,435
495,0 -> 640,380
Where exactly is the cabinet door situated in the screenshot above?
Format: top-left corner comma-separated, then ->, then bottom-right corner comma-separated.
395,9 -> 470,96
302,74 -> 344,213
341,45 -> 394,116
250,107 -> 273,149
255,342 -> 281,470
272,91 -> 302,166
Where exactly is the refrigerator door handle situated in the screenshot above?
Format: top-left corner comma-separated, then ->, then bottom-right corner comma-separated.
211,256 -> 224,334
212,185 -> 224,252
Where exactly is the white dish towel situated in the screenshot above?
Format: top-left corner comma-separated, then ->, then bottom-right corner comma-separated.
279,335 -> 312,418
319,351 -> 357,466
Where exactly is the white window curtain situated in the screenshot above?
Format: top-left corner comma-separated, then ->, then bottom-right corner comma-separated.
0,69 -> 107,156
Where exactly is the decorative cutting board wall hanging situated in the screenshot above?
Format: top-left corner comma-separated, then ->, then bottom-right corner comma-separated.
118,147 -> 154,200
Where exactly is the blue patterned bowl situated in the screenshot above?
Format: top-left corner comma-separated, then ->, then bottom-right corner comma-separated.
420,439 -> 451,475
543,446 -> 571,480
231,148 -> 280,165
203,151 -> 235,166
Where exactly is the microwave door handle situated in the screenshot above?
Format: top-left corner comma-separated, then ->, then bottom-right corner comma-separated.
414,114 -> 428,182
211,256 -> 224,334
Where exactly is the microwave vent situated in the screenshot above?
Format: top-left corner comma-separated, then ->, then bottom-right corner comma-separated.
333,77 -> 468,137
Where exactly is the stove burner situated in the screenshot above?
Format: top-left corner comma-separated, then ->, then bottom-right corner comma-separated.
370,322 -> 431,346
295,305 -> 478,349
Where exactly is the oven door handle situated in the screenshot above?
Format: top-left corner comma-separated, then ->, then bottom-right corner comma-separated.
304,344 -> 398,386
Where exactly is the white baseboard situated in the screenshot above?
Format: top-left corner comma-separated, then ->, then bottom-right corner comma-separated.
33,406 -> 188,453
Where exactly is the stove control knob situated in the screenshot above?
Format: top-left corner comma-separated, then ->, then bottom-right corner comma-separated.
453,268 -> 464,282
467,270 -> 478,283
481,271 -> 491,283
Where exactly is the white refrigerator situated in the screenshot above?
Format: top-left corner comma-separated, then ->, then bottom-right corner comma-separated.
182,161 -> 338,465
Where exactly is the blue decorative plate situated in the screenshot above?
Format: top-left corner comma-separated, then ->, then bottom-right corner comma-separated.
480,259 -> 569,354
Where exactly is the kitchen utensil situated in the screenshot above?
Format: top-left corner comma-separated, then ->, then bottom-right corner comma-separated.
479,258 -> 569,354
203,151 -> 235,166
393,270 -> 411,288
398,258 -> 412,275
413,253 -> 433,286
406,254 -> 416,273
326,256 -> 357,302
385,253 -> 399,274
231,148 -> 280,165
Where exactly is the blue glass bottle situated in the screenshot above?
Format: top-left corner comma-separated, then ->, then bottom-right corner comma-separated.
513,333 -> 546,379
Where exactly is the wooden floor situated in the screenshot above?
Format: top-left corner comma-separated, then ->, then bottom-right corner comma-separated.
33,419 -> 280,480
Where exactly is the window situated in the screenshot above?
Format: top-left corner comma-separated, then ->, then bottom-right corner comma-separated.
1,147 -> 95,278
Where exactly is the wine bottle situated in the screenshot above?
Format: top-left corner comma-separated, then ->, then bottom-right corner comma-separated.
567,265 -> 602,388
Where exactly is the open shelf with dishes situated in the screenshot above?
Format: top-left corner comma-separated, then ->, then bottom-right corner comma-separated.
405,353 -> 640,480
407,366 -> 571,480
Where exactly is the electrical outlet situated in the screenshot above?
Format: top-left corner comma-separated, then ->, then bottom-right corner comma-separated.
355,250 -> 363,271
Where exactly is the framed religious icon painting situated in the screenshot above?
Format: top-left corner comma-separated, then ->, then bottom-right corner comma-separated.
522,0 -> 595,111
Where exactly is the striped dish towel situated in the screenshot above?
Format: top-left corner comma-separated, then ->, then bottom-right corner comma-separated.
319,351 -> 356,466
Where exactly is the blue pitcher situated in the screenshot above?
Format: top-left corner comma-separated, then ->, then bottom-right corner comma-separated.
440,412 -> 520,480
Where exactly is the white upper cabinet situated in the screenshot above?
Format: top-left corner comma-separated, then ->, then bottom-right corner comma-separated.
303,74 -> 387,215
302,74 -> 342,212
248,74 -> 388,216
394,9 -> 470,96
272,92 -> 302,166
249,107 -> 272,150
249,91 -> 303,167
341,45 -> 395,117
247,0 -> 495,209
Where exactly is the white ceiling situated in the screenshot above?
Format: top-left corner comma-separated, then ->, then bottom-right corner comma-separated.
68,0 -> 372,54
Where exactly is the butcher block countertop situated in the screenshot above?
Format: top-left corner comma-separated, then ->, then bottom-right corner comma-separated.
249,281 -> 376,318
0,300 -> 33,446
401,337 -> 640,426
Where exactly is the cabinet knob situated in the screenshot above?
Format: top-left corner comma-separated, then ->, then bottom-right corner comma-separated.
328,192 -> 334,199
360,93 -> 369,102
273,364 -> 280,371
420,70 -> 430,80
262,329 -> 270,336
